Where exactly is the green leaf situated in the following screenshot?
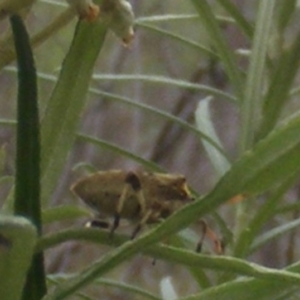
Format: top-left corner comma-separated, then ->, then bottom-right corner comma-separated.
49,274 -> 161,300
39,228 -> 300,300
179,279 -> 299,300
136,21 -> 218,58
216,0 -> 253,38
40,14 -> 107,204
42,205 -> 91,224
195,97 -> 231,178
190,0 -> 243,98
10,13 -> 46,299
276,0 -> 297,31
11,13 -> 41,230
251,217 -> 300,253
91,74 -> 235,102
257,30 -> 300,140
0,215 -> 37,300
35,227 -> 300,283
0,145 -> 6,175
240,0 -> 275,149
180,258 -> 300,300
231,114 -> 300,196
234,172 -> 299,257
77,134 -> 164,172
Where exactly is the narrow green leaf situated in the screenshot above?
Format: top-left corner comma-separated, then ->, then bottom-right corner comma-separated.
35,227 -> 300,285
0,215 -> 37,300
49,274 -> 161,300
251,218 -> 300,254
0,118 -> 16,126
276,202 -> 300,215
39,228 -> 300,300
0,145 -> 6,174
234,172 -> 299,257
257,30 -> 300,140
223,113 -> 300,197
77,134 -> 164,172
95,278 -> 160,300
40,14 -> 107,203
10,13 -> 46,299
137,14 -> 199,22
42,205 -> 90,224
240,0 -> 275,150
11,13 -> 41,229
276,0 -> 297,31
137,14 -> 234,24
190,0 -> 243,98
216,0 -> 254,38
183,259 -> 300,299
136,22 -> 218,58
179,279 -> 299,300
195,97 -> 231,178
91,74 -> 236,102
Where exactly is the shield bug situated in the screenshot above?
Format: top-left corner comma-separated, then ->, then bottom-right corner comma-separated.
71,170 -> 222,253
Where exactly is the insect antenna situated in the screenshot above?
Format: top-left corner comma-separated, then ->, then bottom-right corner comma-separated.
131,209 -> 153,239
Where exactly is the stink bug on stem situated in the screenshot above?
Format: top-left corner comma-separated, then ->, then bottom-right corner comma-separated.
71,170 -> 222,254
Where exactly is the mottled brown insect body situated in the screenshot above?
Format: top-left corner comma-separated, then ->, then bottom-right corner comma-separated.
71,170 -> 192,224
71,170 -> 193,238
71,170 -> 222,253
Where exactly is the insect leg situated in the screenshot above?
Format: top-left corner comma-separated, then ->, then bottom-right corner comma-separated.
196,220 -> 207,252
131,209 -> 153,239
111,171 -> 145,237
196,220 -> 223,254
110,184 -> 130,237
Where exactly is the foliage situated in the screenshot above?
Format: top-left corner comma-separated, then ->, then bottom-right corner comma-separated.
1,0 -> 300,299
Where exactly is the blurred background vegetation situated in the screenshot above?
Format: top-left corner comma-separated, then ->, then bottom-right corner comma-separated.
3,0 -> 300,299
